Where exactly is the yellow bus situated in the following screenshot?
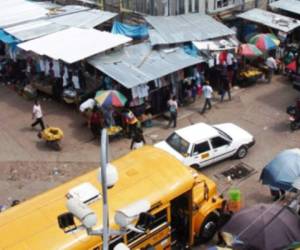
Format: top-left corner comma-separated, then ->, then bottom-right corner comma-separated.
0,146 -> 225,250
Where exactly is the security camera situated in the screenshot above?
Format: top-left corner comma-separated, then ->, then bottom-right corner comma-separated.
98,163 -> 119,188
115,199 -> 151,233
113,243 -> 130,250
66,197 -> 97,229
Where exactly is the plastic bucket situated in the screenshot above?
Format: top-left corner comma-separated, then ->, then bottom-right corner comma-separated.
228,188 -> 241,202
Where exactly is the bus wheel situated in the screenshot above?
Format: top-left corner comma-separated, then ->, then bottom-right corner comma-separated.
196,212 -> 220,243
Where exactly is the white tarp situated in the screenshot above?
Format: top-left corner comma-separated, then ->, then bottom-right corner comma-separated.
18,27 -> 132,64
193,37 -> 239,51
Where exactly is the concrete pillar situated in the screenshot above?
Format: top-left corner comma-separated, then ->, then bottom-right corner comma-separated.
184,0 -> 189,14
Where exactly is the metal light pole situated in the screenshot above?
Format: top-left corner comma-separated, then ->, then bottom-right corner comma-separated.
100,128 -> 109,250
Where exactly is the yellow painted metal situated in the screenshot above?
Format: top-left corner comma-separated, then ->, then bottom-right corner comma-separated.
0,146 -> 222,249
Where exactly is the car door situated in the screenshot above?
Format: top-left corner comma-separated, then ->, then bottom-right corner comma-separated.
190,141 -> 214,167
209,136 -> 234,163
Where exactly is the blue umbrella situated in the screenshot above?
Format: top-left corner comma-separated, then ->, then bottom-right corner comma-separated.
260,149 -> 300,191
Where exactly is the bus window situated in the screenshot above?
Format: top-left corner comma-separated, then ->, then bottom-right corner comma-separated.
126,208 -> 169,245
109,236 -> 125,250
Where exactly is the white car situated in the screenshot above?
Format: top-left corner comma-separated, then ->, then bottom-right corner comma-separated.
155,123 -> 255,169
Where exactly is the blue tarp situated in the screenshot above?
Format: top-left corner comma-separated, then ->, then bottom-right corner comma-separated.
183,44 -> 199,57
111,21 -> 148,39
260,149 -> 300,191
0,29 -> 18,44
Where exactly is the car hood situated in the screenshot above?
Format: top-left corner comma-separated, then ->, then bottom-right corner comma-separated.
155,141 -> 185,163
214,123 -> 254,142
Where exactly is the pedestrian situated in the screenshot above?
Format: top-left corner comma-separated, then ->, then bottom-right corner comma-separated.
130,128 -> 146,150
89,107 -> 102,139
220,75 -> 231,102
265,55 -> 277,83
31,99 -> 45,130
167,96 -> 178,128
201,81 -> 213,114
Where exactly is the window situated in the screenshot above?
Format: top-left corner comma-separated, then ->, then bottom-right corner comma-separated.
211,136 -> 229,148
215,0 -> 236,9
126,209 -> 168,244
166,133 -> 190,155
193,141 -> 210,154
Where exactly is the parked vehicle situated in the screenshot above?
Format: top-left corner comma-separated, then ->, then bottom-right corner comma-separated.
155,123 -> 255,169
0,146 -> 227,249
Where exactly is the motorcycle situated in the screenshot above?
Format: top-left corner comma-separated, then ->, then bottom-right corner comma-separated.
286,105 -> 300,131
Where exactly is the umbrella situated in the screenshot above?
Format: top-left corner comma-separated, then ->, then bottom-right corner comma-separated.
238,44 -> 263,57
94,90 -> 127,107
222,204 -> 300,250
260,148 -> 300,191
248,33 -> 280,51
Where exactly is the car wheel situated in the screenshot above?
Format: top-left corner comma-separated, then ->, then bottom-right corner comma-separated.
195,212 -> 220,244
236,146 -> 248,159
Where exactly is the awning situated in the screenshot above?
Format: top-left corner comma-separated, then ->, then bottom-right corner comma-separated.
193,37 -> 239,51
4,6 -> 117,42
237,8 -> 300,33
0,0 -> 49,28
145,13 -> 235,46
270,0 -> 300,16
18,27 -> 132,64
88,43 -> 206,89
0,30 -> 18,44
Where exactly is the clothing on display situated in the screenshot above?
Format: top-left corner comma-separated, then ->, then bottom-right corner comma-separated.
52,60 -> 61,78
131,84 -> 149,99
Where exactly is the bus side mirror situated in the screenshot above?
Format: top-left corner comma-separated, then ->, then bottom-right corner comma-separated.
136,212 -> 155,231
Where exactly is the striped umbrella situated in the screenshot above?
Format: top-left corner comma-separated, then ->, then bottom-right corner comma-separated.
248,33 -> 280,51
238,44 -> 263,57
95,90 -> 127,107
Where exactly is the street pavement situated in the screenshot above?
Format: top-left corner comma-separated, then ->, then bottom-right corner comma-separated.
0,76 -> 299,212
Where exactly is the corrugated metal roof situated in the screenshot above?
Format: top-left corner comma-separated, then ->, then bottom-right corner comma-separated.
145,13 -> 235,46
88,43 -> 205,89
50,9 -> 117,29
4,5 -> 117,41
237,8 -> 300,33
5,21 -> 67,41
270,0 -> 300,16
0,0 -> 49,28
18,27 -> 132,64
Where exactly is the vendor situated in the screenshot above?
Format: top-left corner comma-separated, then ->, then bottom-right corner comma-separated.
89,107 -> 103,139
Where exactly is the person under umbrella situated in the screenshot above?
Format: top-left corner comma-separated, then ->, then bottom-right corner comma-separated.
260,148 -> 300,200
221,203 -> 300,250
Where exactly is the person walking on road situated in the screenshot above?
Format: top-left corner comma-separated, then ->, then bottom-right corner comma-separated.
265,55 -> 277,83
167,96 -> 178,128
220,75 -> 231,102
201,81 -> 213,114
31,99 -> 45,130
130,128 -> 146,150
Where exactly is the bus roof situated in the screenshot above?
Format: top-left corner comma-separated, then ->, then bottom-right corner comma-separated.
0,146 -> 195,250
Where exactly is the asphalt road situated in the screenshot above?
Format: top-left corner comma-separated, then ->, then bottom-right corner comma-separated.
0,75 -> 299,210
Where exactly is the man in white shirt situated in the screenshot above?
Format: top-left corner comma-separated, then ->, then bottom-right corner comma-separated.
31,100 -> 45,130
201,81 -> 214,114
167,96 -> 178,128
265,56 -> 277,83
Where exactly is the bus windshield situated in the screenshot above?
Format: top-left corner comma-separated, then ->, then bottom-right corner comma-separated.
166,132 -> 190,155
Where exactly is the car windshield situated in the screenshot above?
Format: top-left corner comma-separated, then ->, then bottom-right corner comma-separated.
213,127 -> 232,141
166,132 -> 190,155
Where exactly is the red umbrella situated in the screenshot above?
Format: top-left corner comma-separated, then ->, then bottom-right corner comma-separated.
238,44 -> 263,57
